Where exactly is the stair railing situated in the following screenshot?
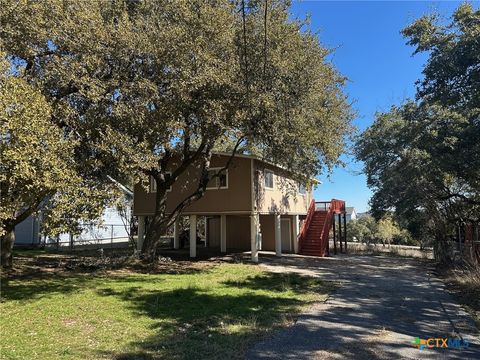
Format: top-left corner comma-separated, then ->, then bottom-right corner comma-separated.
319,205 -> 335,256
330,199 -> 346,213
298,199 -> 315,253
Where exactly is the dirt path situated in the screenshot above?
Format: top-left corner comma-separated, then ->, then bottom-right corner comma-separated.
247,255 -> 480,359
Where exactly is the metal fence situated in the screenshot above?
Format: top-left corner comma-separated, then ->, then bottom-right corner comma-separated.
45,223 -> 133,251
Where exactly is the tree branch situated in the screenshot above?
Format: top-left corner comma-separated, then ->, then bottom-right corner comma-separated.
165,136 -> 246,227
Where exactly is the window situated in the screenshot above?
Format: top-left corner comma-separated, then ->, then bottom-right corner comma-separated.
206,168 -> 228,189
150,173 -> 172,193
298,183 -> 306,195
264,170 -> 274,189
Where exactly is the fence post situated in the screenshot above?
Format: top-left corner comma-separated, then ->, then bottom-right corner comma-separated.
111,225 -> 114,248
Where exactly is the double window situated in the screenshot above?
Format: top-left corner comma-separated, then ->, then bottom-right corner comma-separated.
206,168 -> 228,189
264,170 -> 274,189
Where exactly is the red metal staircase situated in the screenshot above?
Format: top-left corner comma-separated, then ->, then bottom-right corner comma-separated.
298,199 -> 346,257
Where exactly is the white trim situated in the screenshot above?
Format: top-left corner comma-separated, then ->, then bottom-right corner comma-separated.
150,172 -> 172,193
264,169 -> 274,190
206,167 -> 229,190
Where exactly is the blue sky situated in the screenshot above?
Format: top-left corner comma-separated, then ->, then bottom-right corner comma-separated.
290,0 -> 478,212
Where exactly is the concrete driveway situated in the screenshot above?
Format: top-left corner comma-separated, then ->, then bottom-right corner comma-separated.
247,255 -> 480,360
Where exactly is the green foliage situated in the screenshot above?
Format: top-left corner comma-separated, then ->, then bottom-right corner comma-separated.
348,215 -> 417,246
346,215 -> 376,243
0,260 -> 332,359
392,230 -> 416,247
402,3 -> 480,112
1,0 -> 353,255
375,216 -> 401,244
356,4 -> 480,262
0,56 -> 115,266
0,60 -> 70,232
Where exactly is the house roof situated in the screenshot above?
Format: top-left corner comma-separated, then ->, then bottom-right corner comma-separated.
212,151 -> 321,185
345,207 -> 356,215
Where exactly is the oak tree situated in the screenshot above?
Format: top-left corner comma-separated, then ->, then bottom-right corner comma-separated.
1,0 -> 353,259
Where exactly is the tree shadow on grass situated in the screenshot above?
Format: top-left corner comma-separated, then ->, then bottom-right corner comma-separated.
1,259 -> 210,303
95,272 -> 327,360
0,273 -> 95,302
222,271 -> 336,294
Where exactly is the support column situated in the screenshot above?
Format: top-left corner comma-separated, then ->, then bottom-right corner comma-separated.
250,214 -> 258,262
338,214 -> 343,253
343,213 -> 347,253
220,215 -> 227,253
137,215 -> 146,251
332,214 -> 337,255
189,215 -> 197,258
173,218 -> 180,250
275,214 -> 282,257
293,215 -> 299,254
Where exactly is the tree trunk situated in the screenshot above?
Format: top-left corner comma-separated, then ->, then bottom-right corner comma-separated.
1,227 -> 15,268
142,213 -> 170,259
434,231 -> 451,265
140,145 -> 217,260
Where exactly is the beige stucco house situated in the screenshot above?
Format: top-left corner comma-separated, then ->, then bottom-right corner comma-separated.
133,153 -> 314,262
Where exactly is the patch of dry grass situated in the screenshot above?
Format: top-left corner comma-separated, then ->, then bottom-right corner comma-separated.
441,262 -> 480,328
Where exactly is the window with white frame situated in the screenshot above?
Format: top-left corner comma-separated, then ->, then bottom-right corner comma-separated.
150,173 -> 172,193
264,170 -> 274,189
206,168 -> 228,189
298,183 -> 306,195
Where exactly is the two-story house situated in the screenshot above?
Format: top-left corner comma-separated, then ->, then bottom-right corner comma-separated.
133,152 -> 317,261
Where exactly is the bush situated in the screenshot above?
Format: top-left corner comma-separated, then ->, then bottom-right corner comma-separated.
392,230 -> 418,246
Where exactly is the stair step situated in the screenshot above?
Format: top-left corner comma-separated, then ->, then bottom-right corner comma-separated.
300,252 -> 325,256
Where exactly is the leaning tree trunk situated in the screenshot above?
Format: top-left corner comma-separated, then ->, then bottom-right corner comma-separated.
142,214 -> 170,260
141,186 -> 170,260
1,227 -> 15,268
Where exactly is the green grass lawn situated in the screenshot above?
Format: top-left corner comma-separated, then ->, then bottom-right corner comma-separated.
1,258 -> 333,360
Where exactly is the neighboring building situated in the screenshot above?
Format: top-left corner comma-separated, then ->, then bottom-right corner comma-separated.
53,205 -> 132,246
345,207 -> 357,222
14,183 -> 133,248
134,152 -> 348,261
134,153 -> 315,260
356,211 -> 370,219
14,215 -> 42,247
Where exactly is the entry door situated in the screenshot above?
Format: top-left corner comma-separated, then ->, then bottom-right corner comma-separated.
281,218 -> 292,252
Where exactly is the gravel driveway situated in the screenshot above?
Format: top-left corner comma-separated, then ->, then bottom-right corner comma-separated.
247,255 -> 479,360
